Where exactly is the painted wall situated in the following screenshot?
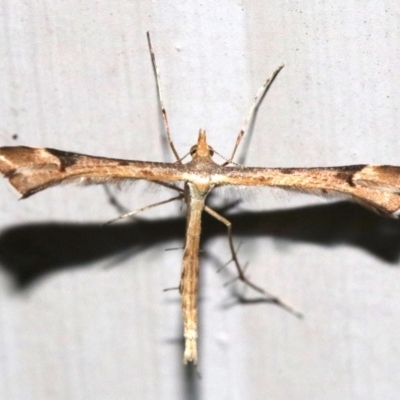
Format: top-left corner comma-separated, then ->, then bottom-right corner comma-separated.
0,1 -> 399,399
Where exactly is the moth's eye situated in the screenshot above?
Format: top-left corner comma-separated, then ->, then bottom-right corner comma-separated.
190,145 -> 198,156
208,146 -> 214,156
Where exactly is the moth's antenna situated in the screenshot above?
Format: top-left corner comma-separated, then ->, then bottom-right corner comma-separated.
147,32 -> 181,162
225,64 -> 284,165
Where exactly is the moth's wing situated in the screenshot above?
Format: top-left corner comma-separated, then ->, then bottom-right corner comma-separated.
0,146 -> 187,198
213,165 -> 400,218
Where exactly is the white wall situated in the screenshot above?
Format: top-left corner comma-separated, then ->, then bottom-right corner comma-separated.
0,1 -> 400,399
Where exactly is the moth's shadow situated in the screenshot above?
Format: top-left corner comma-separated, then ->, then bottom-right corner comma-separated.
0,201 -> 399,288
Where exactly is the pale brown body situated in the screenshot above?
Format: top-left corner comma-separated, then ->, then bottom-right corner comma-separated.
180,183 -> 208,363
179,133 -> 215,363
2,131 -> 400,363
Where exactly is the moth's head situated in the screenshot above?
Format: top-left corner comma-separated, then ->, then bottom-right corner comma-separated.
190,129 -> 214,159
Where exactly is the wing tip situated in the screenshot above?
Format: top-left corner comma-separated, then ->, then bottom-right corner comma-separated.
392,209 -> 400,219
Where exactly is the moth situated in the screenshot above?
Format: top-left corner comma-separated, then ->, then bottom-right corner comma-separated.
1,33 -> 400,365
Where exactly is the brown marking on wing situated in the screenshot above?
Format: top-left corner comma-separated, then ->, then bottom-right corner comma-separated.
353,165 -> 400,193
0,146 -> 189,198
46,148 -> 80,170
211,165 -> 400,218
280,168 -> 295,174
334,165 -> 365,187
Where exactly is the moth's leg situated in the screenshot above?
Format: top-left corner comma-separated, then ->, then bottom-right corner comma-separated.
104,180 -> 184,224
105,194 -> 183,225
104,181 -> 184,217
146,32 -> 181,162
224,64 -> 284,166
204,205 -> 302,318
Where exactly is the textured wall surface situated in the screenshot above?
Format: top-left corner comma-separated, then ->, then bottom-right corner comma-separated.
0,1 -> 400,399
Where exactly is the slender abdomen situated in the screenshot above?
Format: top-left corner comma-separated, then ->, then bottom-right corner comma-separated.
180,183 -> 208,364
